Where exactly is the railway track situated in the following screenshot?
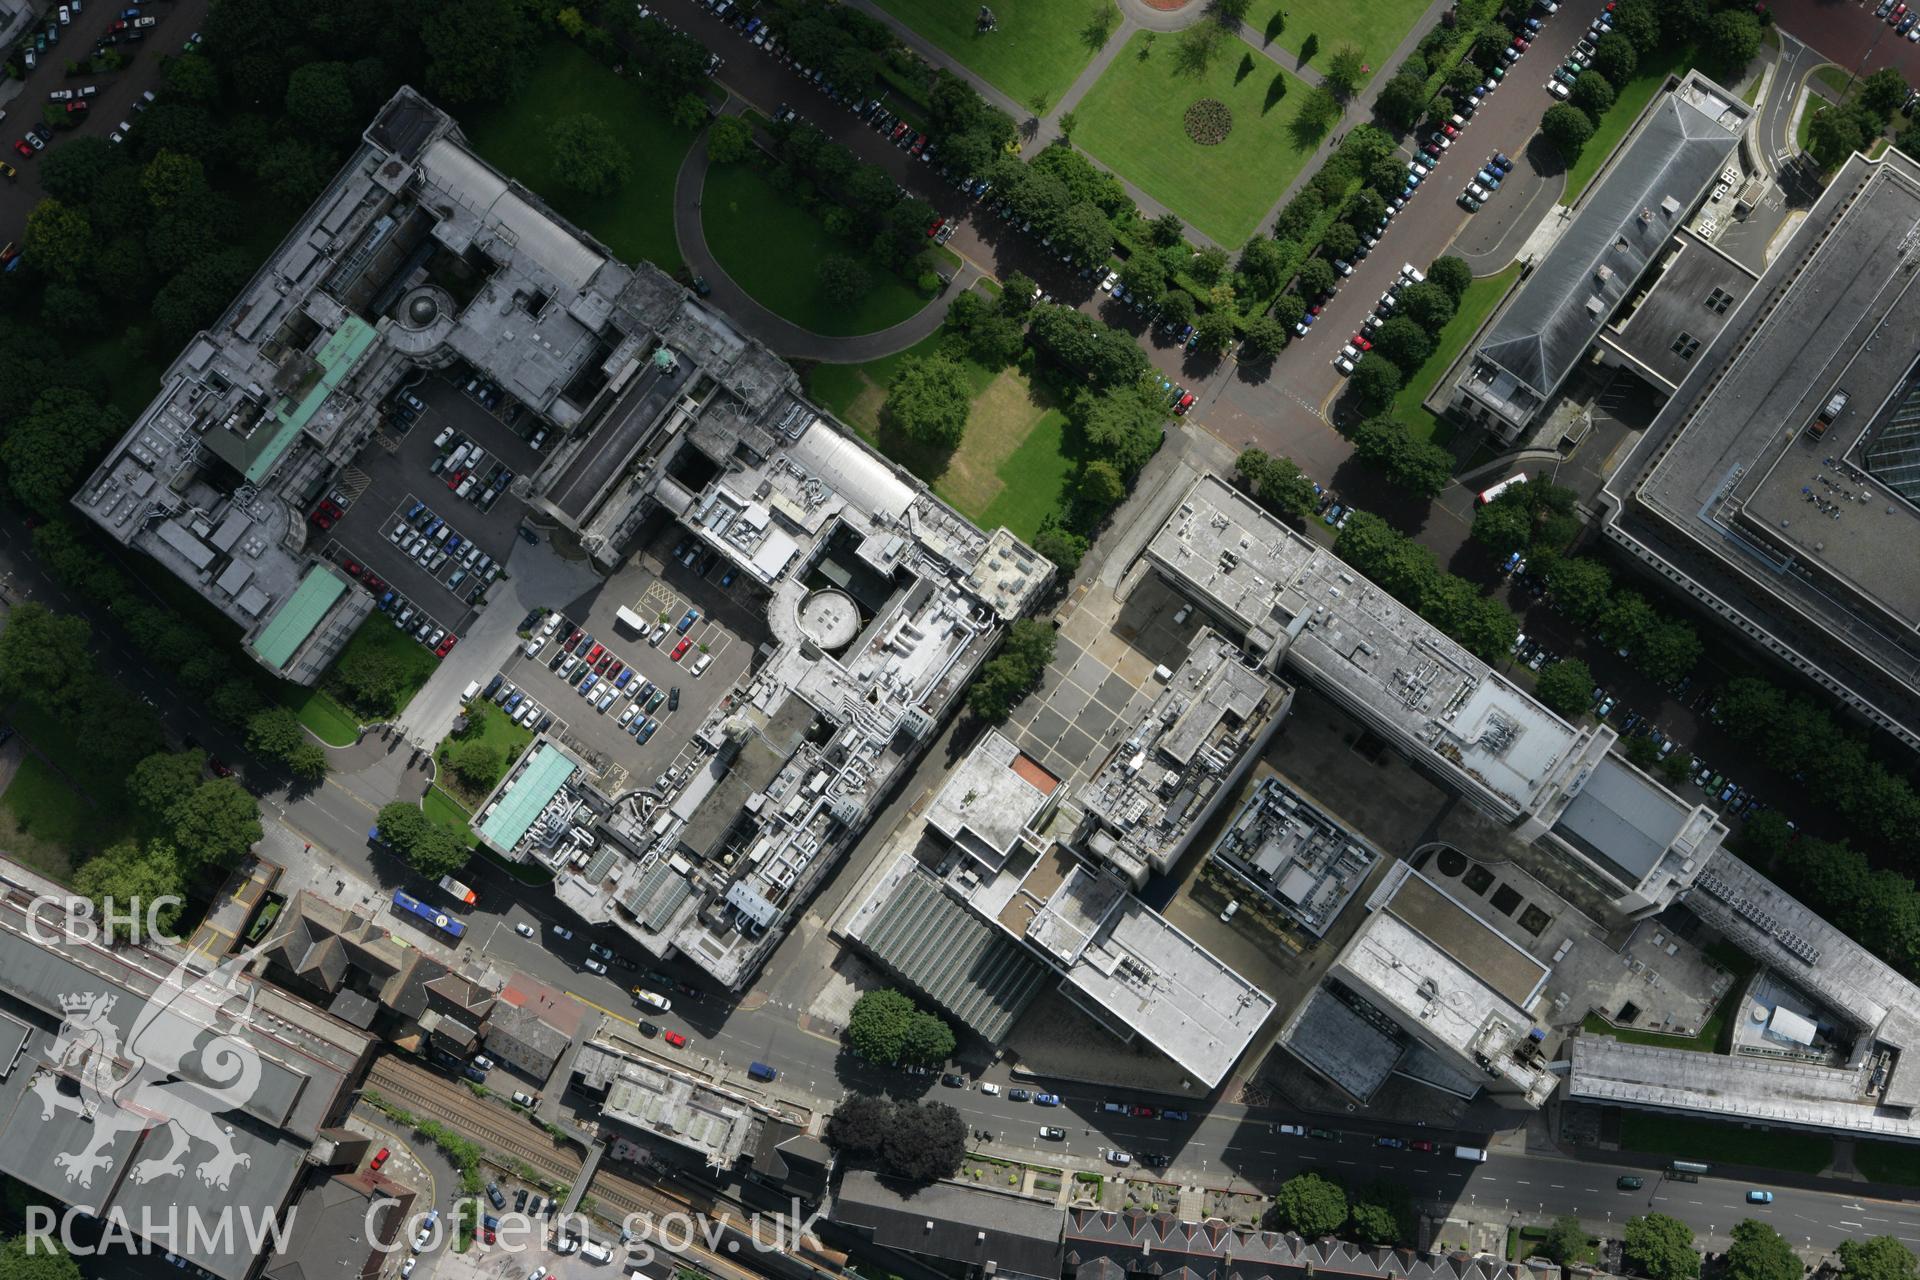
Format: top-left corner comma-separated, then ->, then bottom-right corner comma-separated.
588,1164 -> 708,1225
367,1057 -> 584,1186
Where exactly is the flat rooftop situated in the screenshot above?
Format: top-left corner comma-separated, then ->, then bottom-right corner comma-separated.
1616,151 -> 1920,740
927,730 -> 1057,870
477,741 -> 583,854
1280,984 -> 1403,1101
1569,1034 -> 1920,1140
1552,755 -> 1691,887
1210,774 -> 1378,936
580,1042 -> 757,1168
1603,229 -> 1758,391
1379,867 -> 1549,1009
1148,475 -> 1585,820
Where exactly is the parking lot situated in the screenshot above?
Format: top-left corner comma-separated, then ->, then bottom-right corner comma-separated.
491,528 -> 763,792
316,373 -> 547,648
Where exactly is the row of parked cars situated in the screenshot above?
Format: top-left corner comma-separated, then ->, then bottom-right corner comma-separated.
476,669 -> 555,734
1334,263 -> 1428,374
429,423 -> 515,511
1872,0 -> 1920,41
389,498 -> 501,597
536,616 -> 697,742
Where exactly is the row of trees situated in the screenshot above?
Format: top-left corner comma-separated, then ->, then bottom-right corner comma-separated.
1812,67 -> 1915,171
32,519 -> 328,779
1268,1172 -> 1412,1246
376,800 -> 471,879
825,1093 -> 966,1184
763,116 -> 944,276
1373,0 -> 1508,132
845,988 -> 958,1067
1334,512 -> 1519,661
968,618 -> 1058,721
1336,254 -> 1476,429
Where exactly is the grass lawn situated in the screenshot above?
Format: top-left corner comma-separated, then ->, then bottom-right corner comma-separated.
1562,43 -> 1696,204
872,0 -> 1116,109
1391,263 -> 1520,441
1243,0 -> 1427,86
324,617 -> 443,723
1618,1114 -> 1832,1175
0,755 -> 106,882
278,685 -> 361,747
434,703 -> 533,808
703,161 -> 934,336
462,40 -> 694,272
1813,64 -> 1851,97
1074,31 -> 1320,245
812,332 -> 1071,539
1855,1141 -> 1920,1188
423,785 -> 481,851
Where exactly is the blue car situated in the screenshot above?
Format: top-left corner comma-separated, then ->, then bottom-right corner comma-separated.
1162,1109 -> 1190,1121
1033,1093 -> 1061,1107
1323,504 -> 1343,526
406,501 -> 426,520
447,533 -> 463,553
614,670 -> 633,689
1478,169 -> 1502,189
719,566 -> 737,588
627,715 -> 646,737
678,608 -> 700,634
1490,151 -> 1513,172
504,692 -> 522,714
1746,1190 -> 1773,1205
637,718 -> 658,744
579,674 -> 598,697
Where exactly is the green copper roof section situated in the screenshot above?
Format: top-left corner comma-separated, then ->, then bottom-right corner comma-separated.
244,315 -> 379,484
249,567 -> 348,670
479,744 -> 578,851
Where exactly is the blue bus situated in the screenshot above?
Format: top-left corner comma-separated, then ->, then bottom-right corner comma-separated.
392,890 -> 468,940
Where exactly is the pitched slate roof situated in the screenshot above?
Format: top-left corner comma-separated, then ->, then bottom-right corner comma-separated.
1065,1209 -> 1529,1280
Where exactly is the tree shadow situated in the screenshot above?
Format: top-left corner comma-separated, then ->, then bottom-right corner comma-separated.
1298,32 -> 1319,68
1262,10 -> 1285,45
1232,352 -> 1275,383
1264,71 -> 1289,114
1289,113 -> 1331,149
1235,51 -> 1256,85
1081,4 -> 1117,53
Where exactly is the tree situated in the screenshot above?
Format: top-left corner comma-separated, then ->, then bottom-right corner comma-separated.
1472,498 -> 1534,555
1535,659 -> 1595,716
1236,448 -> 1317,518
1194,309 -> 1237,353
846,989 -> 916,1064
1600,590 -> 1658,655
1862,68 -> 1911,123
1611,0 -> 1662,55
967,619 -> 1056,721
817,255 -> 871,306
550,114 -> 631,197
445,739 -> 503,791
1623,1213 -> 1700,1280
707,114 -> 753,165
129,750 -> 207,820
881,1100 -> 966,1183
1,1233 -> 83,1280
375,801 -> 432,853
247,706 -> 307,762
1837,1237 -> 1918,1280
900,1011 -> 957,1066
1590,33 -> 1638,88
1348,1181 -> 1412,1245
1398,280 -> 1456,332
1242,314 -> 1287,360
37,139 -> 122,205
1174,23 -> 1224,76
422,0 -> 531,105
1120,255 -> 1169,306
1150,213 -> 1186,247
23,199 -> 93,283
0,605 -> 92,712
284,62 -> 358,144
1325,44 -> 1368,97
73,841 -> 184,940
1546,556 -> 1614,625
1376,71 -> 1430,130
882,355 -> 971,448
168,780 -> 263,872
1541,1215 -> 1591,1265
1428,255 -> 1472,302
1572,70 -> 1616,116
1638,620 -> 1702,684
331,645 -> 407,715
164,52 -> 223,104
1320,222 -> 1360,263
1159,290 -> 1196,330
825,1093 -> 895,1154
1724,1221 -> 1800,1280
1033,524 -> 1089,573
1294,85 -> 1341,137
670,94 -> 709,132
1344,355 -> 1402,413
1372,315 -> 1434,370
1808,103 -> 1873,170
1272,1172 -> 1347,1237
1297,257 -> 1337,299
5,389 -> 127,518
1079,459 -> 1127,509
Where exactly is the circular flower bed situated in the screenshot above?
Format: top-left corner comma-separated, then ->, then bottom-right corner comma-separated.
1184,98 -> 1232,145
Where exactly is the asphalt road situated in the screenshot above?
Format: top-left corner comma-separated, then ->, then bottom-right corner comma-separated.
0,0 -> 210,237
1770,0 -> 1920,86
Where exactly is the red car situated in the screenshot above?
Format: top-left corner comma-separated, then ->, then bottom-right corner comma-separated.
607,659 -> 624,680
670,637 -> 692,662
563,629 -> 582,651
1174,392 -> 1195,415
594,652 -> 614,674
926,217 -> 946,238
1350,334 -> 1372,351
1130,1105 -> 1158,1119
447,468 -> 467,488
1442,121 -> 1460,136
1410,1139 -> 1436,1153
370,1147 -> 390,1171
361,571 -> 385,591
9,141 -> 28,159
209,758 -> 234,778
889,121 -> 910,142
664,1030 -> 687,1048
909,133 -> 928,156
65,101 -> 88,116
435,634 -> 458,658
310,510 -> 335,530
585,643 -> 605,664
342,559 -> 363,576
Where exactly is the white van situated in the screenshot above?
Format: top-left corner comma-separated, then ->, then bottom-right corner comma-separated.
579,1241 -> 612,1264
461,680 -> 481,701
446,443 -> 471,470
633,988 -> 672,1013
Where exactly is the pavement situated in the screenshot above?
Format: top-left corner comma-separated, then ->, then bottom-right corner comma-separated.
0,0 -> 211,236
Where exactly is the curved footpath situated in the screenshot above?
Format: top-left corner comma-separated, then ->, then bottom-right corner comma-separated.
672,109 -> 978,363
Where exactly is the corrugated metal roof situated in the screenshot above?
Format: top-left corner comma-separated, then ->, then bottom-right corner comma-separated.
250,566 -> 348,669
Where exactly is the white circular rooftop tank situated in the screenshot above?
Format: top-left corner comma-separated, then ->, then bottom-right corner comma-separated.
797,588 -> 859,651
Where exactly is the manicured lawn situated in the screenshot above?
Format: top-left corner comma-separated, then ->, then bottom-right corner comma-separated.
812,331 -> 1070,539
1243,0 -> 1426,86
462,40 -> 694,272
702,161 -> 935,336
1074,31 -> 1320,245
1618,1113 -> 1832,1175
1562,44 -> 1696,204
1855,1141 -> 1920,1188
1391,263 -> 1520,441
434,703 -> 533,807
0,755 -> 99,881
323,617 -> 444,723
423,785 -> 481,851
872,0 -> 1117,109
280,685 -> 361,746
